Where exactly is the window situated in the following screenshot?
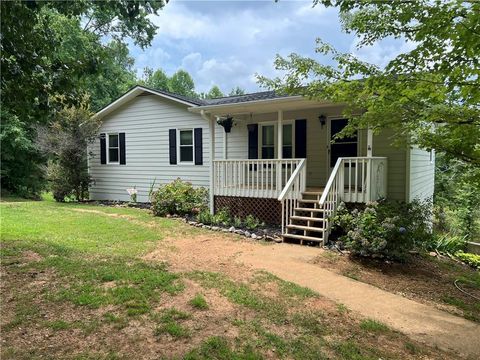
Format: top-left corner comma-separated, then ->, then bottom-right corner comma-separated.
259,122 -> 295,159
108,133 -> 119,163
282,123 -> 293,158
179,129 -> 194,162
261,125 -> 275,159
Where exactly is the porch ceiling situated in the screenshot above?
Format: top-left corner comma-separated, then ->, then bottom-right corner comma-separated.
188,97 -> 336,117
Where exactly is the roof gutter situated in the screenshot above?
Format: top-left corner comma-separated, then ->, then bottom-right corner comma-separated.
188,95 -> 305,113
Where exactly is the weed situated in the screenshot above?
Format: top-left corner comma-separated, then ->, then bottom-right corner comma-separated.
189,293 -> 209,310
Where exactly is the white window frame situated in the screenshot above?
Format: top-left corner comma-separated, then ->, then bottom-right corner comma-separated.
107,133 -> 120,164
281,121 -> 295,159
258,120 -> 295,159
177,128 -> 195,164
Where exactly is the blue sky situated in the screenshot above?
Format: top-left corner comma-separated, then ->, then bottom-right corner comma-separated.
130,0 -> 411,94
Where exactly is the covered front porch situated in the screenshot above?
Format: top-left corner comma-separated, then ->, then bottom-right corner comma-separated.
190,96 -> 388,243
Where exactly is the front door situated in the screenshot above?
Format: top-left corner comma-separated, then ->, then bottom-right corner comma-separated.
328,118 -> 358,171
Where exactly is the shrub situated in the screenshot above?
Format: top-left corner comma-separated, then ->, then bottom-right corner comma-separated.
212,208 -> 231,226
333,200 -> 433,261
244,215 -> 262,231
455,251 -> 480,269
151,179 -> 208,216
233,216 -> 243,228
196,209 -> 213,225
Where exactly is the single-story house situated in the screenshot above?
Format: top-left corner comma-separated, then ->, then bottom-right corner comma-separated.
89,85 -> 435,244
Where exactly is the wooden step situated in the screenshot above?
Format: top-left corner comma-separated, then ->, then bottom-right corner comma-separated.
290,215 -> 324,222
282,233 -> 324,243
302,191 -> 323,196
294,207 -> 325,213
287,224 -> 324,232
298,199 -> 319,204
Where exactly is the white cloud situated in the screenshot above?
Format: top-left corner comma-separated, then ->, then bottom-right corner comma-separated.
350,38 -> 417,68
130,1 -> 392,92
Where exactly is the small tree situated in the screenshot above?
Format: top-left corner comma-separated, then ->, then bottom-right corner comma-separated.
38,96 -> 100,201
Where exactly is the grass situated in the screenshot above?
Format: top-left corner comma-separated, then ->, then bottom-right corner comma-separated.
1,197 -> 450,359
189,293 -> 209,310
359,319 -> 390,333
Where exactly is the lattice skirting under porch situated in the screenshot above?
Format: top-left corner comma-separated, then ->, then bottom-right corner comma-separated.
214,196 -> 281,225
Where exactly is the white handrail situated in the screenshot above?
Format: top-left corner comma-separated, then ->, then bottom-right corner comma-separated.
278,159 -> 307,233
278,159 -> 306,201
318,156 -> 388,242
319,158 -> 343,206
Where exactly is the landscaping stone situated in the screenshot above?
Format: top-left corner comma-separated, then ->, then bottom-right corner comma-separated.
188,221 -> 197,226
235,230 -> 245,235
229,226 -> 235,232
244,231 -> 251,238
211,226 -> 220,231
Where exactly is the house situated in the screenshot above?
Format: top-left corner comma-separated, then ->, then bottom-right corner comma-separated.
89,85 -> 435,244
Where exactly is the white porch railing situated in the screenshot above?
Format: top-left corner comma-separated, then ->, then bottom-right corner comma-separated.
319,157 -> 388,242
278,159 -> 307,232
213,159 -> 304,198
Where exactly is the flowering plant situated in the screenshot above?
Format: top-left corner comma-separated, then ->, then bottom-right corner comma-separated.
332,200 -> 432,261
126,186 -> 138,203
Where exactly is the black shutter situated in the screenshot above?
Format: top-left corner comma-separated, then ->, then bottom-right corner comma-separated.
169,129 -> 177,165
194,128 -> 203,165
119,132 -> 126,165
247,124 -> 258,159
100,133 -> 106,164
295,119 -> 307,158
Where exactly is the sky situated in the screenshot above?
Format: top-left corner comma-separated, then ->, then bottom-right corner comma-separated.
130,0 -> 411,94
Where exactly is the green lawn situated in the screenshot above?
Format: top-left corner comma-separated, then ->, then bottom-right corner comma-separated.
0,197 -> 452,359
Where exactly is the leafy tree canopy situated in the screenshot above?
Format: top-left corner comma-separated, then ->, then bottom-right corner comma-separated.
168,69 -> 196,98
229,86 -> 246,96
141,67 -> 170,92
0,0 -> 165,196
259,0 -> 480,167
202,85 -> 225,99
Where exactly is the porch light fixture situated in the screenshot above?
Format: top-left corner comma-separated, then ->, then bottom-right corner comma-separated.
217,116 -> 234,133
318,114 -> 326,128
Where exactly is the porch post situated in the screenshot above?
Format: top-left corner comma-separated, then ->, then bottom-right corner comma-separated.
367,127 -> 373,157
276,110 -> 283,191
366,127 -> 373,201
209,113 -> 216,213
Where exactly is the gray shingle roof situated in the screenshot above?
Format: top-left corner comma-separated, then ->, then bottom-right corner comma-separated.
202,90 -> 291,106
139,85 -> 293,107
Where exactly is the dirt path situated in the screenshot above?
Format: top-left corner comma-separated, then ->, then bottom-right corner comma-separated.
151,232 -> 480,358
238,244 -> 480,358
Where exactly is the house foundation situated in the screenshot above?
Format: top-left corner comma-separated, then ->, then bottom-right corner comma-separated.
214,196 -> 281,225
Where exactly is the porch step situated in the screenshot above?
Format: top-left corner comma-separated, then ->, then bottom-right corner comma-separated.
294,207 -> 325,213
301,191 -> 323,196
286,224 -> 324,232
298,199 -> 319,204
290,215 -> 324,222
282,233 -> 324,243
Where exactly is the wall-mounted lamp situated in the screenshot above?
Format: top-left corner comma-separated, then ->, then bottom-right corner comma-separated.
318,114 -> 326,128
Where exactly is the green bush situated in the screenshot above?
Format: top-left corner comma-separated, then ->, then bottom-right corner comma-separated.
455,251 -> 480,269
196,209 -> 213,225
151,179 -> 208,217
244,214 -> 262,231
333,200 -> 433,261
212,208 -> 231,226
233,216 -> 243,228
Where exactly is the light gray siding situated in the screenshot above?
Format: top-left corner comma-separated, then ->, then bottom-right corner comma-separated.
407,146 -> 435,201
88,94 -> 224,202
